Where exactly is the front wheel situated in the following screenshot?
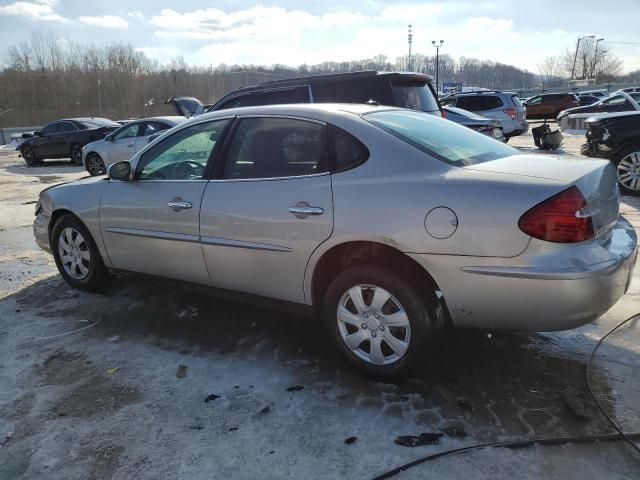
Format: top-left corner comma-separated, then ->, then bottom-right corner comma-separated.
85,153 -> 106,176
51,215 -> 111,291
322,265 -> 444,378
614,145 -> 640,196
70,144 -> 83,165
21,145 -> 40,166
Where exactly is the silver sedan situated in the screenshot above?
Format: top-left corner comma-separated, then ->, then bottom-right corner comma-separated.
81,116 -> 186,176
34,104 -> 637,377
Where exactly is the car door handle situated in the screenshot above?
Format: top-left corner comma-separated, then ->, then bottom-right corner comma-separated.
289,205 -> 324,217
167,200 -> 193,211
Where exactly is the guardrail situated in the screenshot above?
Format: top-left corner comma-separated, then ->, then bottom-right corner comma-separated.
0,126 -> 42,146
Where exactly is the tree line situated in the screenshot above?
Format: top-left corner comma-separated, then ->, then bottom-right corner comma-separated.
0,31 -> 629,126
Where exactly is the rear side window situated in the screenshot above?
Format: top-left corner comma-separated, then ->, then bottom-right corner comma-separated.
331,127 -> 369,172
510,95 -> 523,108
390,81 -> 440,112
223,117 -> 327,179
143,121 -> 171,135
219,87 -> 310,109
365,110 -> 518,166
455,95 -> 503,111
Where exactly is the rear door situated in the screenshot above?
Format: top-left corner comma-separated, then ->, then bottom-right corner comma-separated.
200,116 -> 333,303
53,121 -> 79,155
100,119 -> 231,284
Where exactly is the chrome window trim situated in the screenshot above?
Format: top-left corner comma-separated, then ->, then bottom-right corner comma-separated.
209,172 -> 330,184
235,114 -> 327,126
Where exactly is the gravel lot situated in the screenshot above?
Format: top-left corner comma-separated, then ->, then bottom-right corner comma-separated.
1,128 -> 640,479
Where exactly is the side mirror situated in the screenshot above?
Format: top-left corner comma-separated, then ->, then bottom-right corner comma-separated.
107,161 -> 131,181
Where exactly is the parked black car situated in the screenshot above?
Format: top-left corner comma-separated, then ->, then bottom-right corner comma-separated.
19,118 -> 119,166
167,71 -> 443,118
557,91 -> 640,123
583,111 -> 640,195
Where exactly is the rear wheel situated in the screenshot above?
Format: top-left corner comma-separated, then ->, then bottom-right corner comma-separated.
51,215 -> 111,291
70,143 -> 83,165
85,153 -> 106,176
21,145 -> 40,166
323,265 -> 444,378
614,145 -> 640,196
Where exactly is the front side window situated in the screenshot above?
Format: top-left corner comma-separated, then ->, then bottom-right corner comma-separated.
602,96 -> 628,107
526,96 -> 542,105
137,119 -> 229,180
113,123 -> 141,140
364,110 -> 518,166
223,117 -> 326,180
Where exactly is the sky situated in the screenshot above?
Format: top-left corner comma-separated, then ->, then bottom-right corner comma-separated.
0,0 -> 639,73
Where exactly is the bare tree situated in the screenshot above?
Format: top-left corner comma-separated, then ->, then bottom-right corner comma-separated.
537,56 -> 565,88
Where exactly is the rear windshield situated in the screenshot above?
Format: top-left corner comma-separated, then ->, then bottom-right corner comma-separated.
391,81 -> 440,112
364,110 -> 518,166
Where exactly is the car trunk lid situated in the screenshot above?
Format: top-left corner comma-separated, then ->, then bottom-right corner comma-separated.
165,96 -> 205,118
466,155 -> 620,241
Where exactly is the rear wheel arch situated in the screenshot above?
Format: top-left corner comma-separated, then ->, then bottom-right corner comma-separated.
310,240 -> 448,318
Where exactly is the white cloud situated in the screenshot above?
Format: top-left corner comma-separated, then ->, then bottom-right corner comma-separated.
0,0 -> 67,22
78,15 -> 128,29
127,11 -> 144,20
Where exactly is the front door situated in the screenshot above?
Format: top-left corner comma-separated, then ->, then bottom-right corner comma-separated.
108,122 -> 141,163
100,119 -> 231,285
200,116 -> 333,303
32,122 -> 59,158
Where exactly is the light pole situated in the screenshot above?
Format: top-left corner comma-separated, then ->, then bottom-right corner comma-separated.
432,40 -> 444,93
571,34 -> 595,79
593,37 -> 604,79
407,25 -> 413,71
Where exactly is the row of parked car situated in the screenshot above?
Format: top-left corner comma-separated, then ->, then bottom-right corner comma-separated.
19,71 -> 523,175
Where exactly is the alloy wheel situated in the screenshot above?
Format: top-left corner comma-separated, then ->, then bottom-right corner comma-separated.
336,284 -> 411,365
58,227 -> 91,280
617,151 -> 640,191
87,155 -> 106,175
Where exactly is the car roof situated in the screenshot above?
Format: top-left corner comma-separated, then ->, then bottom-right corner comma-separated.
259,70 -> 433,87
61,117 -> 115,123
446,90 -> 517,97
140,116 -> 186,123
183,103 -> 400,125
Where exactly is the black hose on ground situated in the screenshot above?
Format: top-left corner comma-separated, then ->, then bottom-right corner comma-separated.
372,313 -> 640,480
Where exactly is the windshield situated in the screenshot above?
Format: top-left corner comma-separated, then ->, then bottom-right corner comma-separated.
79,118 -> 120,129
364,110 -> 518,166
390,81 -> 440,113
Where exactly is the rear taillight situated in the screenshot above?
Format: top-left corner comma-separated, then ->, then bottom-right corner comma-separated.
504,108 -> 518,120
518,186 -> 594,243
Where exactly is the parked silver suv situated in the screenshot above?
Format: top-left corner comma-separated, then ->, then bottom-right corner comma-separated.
441,91 -> 528,140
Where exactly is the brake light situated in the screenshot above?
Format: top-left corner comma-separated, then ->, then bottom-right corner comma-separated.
518,186 -> 593,243
504,108 -> 518,120
440,109 -> 446,118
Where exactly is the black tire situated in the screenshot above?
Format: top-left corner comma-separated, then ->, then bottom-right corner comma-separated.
322,265 -> 444,378
70,143 -> 83,165
85,152 -> 106,176
21,145 -> 40,166
613,145 -> 640,196
51,214 -> 111,291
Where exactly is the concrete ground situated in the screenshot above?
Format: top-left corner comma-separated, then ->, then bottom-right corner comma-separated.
1,130 -> 640,479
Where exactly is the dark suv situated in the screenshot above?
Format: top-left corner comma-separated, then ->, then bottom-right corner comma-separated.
167,71 -> 443,118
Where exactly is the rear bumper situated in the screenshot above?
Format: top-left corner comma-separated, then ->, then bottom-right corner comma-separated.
409,216 -> 637,331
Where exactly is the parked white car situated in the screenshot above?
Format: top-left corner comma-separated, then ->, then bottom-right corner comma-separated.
82,116 -> 186,175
